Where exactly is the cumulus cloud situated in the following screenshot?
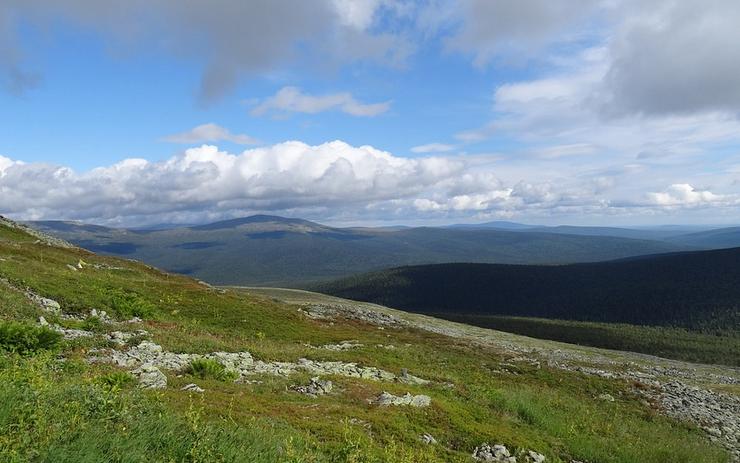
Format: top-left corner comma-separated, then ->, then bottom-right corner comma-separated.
250,87 -> 391,117
3,139 -> 738,227
646,184 -> 732,207
162,123 -> 259,145
410,143 -> 456,154
0,0 -> 408,102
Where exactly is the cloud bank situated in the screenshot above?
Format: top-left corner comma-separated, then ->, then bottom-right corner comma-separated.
2,140 -> 738,227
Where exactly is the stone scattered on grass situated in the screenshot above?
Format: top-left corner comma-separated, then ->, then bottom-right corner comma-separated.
473,443 -> 516,462
523,450 -> 546,463
133,363 -> 167,389
597,393 -> 615,402
106,330 -> 149,346
311,340 -> 363,351
374,391 -> 431,407
89,340 -> 430,386
291,377 -> 333,397
181,383 -> 205,393
420,433 -> 437,444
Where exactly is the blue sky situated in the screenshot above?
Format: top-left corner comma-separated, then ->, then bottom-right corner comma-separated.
1,0 -> 740,227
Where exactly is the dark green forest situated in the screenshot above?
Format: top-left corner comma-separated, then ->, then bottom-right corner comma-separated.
317,247 -> 740,333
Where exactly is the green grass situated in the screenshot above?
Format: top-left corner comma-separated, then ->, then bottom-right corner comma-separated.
186,359 -> 238,382
0,221 -> 733,462
441,314 -> 740,366
0,320 -> 61,355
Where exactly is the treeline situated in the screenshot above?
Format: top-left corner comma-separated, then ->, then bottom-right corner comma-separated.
317,247 -> 740,333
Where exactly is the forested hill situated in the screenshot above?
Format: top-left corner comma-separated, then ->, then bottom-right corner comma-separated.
317,247 -> 740,331
28,215 -> 692,286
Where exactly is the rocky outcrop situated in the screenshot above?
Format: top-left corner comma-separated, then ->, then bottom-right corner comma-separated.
291,377 -> 333,397
299,303 -> 402,326
89,340 -> 430,386
132,363 -> 167,389
472,443 -> 517,462
373,391 -> 431,407
310,340 -> 363,351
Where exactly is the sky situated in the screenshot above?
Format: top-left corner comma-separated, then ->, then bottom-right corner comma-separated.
1,0 -> 740,227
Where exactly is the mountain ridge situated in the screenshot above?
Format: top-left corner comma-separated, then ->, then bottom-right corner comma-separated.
27,215 -> 696,286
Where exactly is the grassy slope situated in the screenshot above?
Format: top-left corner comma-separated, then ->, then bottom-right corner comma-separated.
0,222 -> 731,462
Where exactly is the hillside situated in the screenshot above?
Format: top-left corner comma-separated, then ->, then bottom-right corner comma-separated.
317,248 -> 740,332
0,216 -> 738,462
29,215 -> 693,287
667,227 -> 740,249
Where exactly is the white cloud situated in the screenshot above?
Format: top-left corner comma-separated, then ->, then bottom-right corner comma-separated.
3,140 -> 739,227
646,184 -> 732,207
251,87 -> 391,117
410,143 -> 456,153
162,123 -> 259,145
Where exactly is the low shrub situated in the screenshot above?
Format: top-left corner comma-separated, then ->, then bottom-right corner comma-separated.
185,358 -> 237,382
96,371 -> 136,391
108,289 -> 157,318
0,321 -> 61,355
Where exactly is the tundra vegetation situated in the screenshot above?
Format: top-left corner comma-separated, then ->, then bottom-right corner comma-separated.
0,219 -> 734,462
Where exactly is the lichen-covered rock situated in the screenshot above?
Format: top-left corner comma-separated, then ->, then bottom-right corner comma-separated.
472,443 -> 516,462
292,377 -> 333,397
133,363 -> 167,389
374,392 -> 431,407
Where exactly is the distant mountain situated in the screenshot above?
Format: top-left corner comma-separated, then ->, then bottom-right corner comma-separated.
448,222 -> 720,241
27,215 -> 693,287
317,247 -> 740,331
666,227 -> 740,249
447,220 -> 538,230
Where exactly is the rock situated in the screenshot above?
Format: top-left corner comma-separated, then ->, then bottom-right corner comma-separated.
181,383 -> 204,393
90,308 -> 113,323
31,294 -> 61,314
315,340 -> 363,351
292,377 -> 333,397
374,392 -> 431,407
66,264 -> 78,271
420,433 -> 437,444
133,363 -> 167,389
597,393 -> 615,402
88,340 -> 430,387
51,325 -> 94,340
472,443 -> 517,462
38,316 -> 49,326
202,351 -> 254,372
300,303 -> 402,326
105,330 -> 148,346
126,316 -> 143,323
523,450 -> 546,463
